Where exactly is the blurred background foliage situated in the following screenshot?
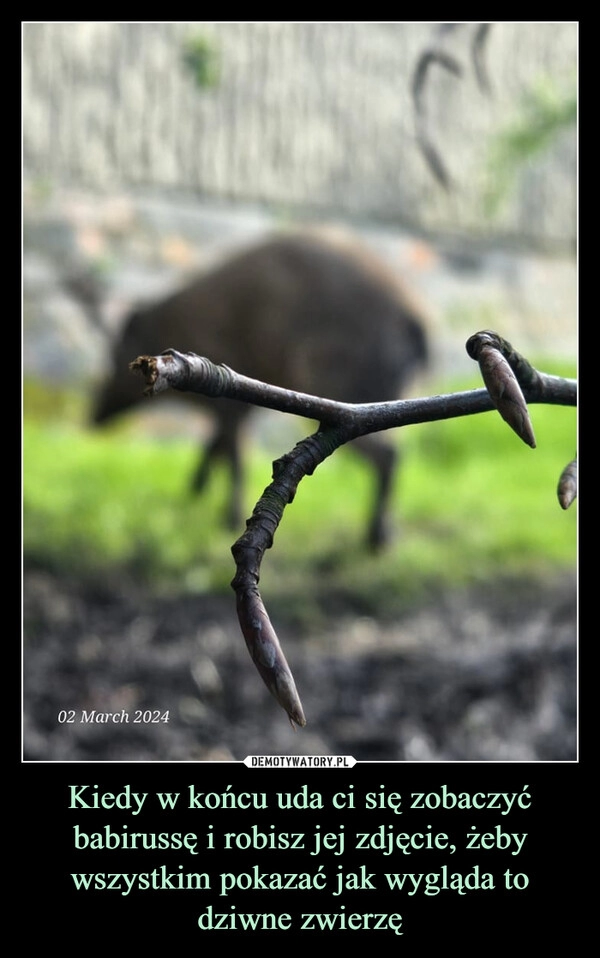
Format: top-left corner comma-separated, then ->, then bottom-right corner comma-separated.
181,32 -> 221,89
483,73 -> 577,217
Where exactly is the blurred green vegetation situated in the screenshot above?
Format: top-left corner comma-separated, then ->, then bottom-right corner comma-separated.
181,32 -> 221,90
23,364 -> 576,620
483,73 -> 576,218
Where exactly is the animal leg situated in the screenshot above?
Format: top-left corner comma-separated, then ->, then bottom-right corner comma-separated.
352,435 -> 399,551
190,410 -> 245,530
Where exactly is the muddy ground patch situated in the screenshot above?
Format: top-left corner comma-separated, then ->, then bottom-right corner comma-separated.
23,568 -> 576,763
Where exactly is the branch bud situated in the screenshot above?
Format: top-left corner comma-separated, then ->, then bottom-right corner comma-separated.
557,458 -> 577,509
467,333 -> 536,447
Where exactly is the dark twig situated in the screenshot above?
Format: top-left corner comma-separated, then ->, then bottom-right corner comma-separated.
131,334 -> 576,725
230,429 -> 345,727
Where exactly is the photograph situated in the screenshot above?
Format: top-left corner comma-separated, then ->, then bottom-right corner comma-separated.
23,21 -> 577,764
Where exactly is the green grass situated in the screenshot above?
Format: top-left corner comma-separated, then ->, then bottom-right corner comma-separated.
23,366 -> 577,617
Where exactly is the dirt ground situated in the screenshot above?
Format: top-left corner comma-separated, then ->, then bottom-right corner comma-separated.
23,566 -> 577,763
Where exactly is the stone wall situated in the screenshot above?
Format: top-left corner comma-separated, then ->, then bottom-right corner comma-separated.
23,22 -> 577,251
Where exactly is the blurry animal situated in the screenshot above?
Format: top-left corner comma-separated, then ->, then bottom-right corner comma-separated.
91,229 -> 429,549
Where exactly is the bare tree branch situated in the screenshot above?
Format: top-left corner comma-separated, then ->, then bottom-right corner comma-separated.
131,332 -> 576,726
131,341 -> 574,435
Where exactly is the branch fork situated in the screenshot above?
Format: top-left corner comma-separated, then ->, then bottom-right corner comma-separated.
132,333 -> 576,727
